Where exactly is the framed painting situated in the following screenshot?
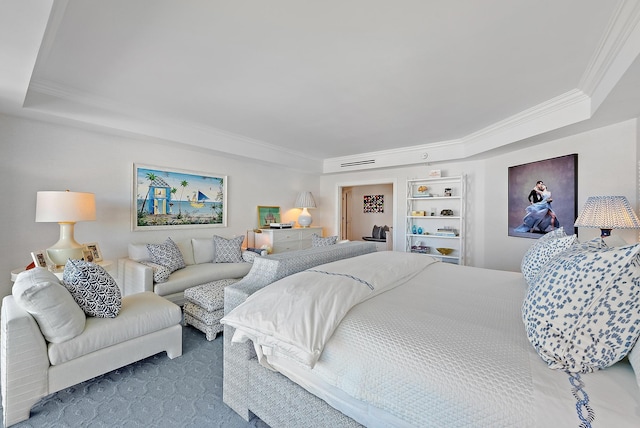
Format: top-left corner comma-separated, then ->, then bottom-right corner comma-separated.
257,206 -> 281,228
133,164 -> 227,231
363,195 -> 384,213
508,154 -> 578,238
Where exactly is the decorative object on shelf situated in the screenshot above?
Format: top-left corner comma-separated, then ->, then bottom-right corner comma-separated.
83,242 -> 103,262
257,206 -> 281,228
417,227 -> 423,234
133,164 -> 227,231
36,190 -> 96,267
413,185 -> 431,197
428,170 -> 441,178
574,195 -> 640,237
363,194 -> 384,213
436,247 -> 454,256
411,245 -> 430,254
411,210 -> 426,216
295,191 -> 317,227
508,154 -> 577,238
412,225 -> 417,234
444,188 -> 452,197
440,209 -> 454,216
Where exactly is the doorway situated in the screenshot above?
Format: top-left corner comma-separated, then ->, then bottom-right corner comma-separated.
339,182 -> 395,248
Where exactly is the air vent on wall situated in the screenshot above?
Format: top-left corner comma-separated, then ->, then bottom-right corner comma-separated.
340,159 -> 376,168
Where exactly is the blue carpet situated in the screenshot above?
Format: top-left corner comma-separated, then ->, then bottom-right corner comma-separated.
3,326 -> 269,428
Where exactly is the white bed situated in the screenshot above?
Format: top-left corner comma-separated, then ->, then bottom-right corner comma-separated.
223,251 -> 640,427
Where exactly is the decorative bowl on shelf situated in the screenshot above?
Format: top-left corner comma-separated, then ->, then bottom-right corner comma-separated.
436,247 -> 454,256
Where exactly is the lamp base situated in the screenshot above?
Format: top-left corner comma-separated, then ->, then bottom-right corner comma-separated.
46,222 -> 85,266
297,208 -> 312,228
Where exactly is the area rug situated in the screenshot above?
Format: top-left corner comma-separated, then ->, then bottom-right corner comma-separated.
2,326 -> 269,428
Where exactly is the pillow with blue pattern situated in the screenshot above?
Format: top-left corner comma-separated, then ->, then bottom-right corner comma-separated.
520,228 -> 577,285
63,260 -> 122,318
213,235 -> 244,263
146,237 -> 186,273
311,234 -> 337,247
522,243 -> 640,373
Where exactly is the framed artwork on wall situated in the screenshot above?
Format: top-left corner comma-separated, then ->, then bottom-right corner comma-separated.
257,206 -> 281,228
363,195 -> 384,213
508,154 -> 578,238
132,164 -> 227,231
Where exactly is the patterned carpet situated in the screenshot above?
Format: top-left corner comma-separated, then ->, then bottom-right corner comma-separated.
2,326 -> 269,428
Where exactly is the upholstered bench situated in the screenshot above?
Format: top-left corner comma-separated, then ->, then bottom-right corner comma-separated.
183,278 -> 240,340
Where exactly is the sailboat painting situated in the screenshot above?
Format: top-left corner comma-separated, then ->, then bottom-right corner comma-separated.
133,163 -> 227,230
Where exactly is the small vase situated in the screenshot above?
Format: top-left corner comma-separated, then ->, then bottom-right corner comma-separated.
412,225 -> 417,234
417,227 -> 423,234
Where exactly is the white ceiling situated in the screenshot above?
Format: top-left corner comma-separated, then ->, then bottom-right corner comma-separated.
2,0 -> 640,172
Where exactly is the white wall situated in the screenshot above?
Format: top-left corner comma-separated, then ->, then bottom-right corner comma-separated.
320,119 -> 639,271
483,119 -> 638,271
0,114 -> 318,298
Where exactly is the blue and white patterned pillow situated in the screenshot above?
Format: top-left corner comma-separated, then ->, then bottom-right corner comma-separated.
522,243 -> 640,373
521,229 -> 577,285
311,234 -> 337,247
146,237 -> 186,273
140,261 -> 172,283
62,260 -> 122,318
213,235 -> 244,263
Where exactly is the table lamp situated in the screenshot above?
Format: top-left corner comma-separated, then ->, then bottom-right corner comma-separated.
574,195 -> 640,237
36,190 -> 96,266
295,191 -> 316,227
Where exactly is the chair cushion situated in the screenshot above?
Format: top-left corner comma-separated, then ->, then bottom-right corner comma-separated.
184,278 -> 240,311
48,292 -> 181,365
12,268 -> 86,343
63,260 -> 122,318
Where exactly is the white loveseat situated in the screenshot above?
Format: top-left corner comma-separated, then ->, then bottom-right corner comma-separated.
117,237 -> 253,305
1,268 -> 182,427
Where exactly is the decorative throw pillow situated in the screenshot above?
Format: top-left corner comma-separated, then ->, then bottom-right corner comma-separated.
140,261 -> 172,283
12,268 -> 86,343
311,234 -> 337,247
63,260 -> 122,318
520,231 -> 577,285
213,235 -> 244,263
372,225 -> 381,239
522,243 -> 640,373
146,237 -> 186,273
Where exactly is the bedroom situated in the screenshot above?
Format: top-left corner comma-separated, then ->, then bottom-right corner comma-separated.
0,1 -> 640,425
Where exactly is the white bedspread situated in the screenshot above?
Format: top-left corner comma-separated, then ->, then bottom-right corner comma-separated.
224,252 -> 640,427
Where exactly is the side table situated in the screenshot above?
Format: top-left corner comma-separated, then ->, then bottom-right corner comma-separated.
10,260 -> 114,282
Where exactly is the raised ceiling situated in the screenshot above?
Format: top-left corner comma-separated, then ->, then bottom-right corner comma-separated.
2,1 -> 640,172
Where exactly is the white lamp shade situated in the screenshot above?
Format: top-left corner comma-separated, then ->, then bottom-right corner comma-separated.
294,191 -> 317,209
574,196 -> 640,230
36,191 -> 96,222
35,191 -> 96,266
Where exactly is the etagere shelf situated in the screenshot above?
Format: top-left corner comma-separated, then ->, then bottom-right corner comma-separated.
406,175 -> 466,265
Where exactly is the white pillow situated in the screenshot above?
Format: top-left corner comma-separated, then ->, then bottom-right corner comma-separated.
629,342 -> 640,390
522,243 -> 640,373
520,230 -> 577,285
12,267 -> 86,343
192,238 -> 215,264
128,243 -> 151,262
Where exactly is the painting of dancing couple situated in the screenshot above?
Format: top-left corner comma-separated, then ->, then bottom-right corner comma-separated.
508,154 -> 577,238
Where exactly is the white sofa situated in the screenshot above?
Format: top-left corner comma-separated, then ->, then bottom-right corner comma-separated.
118,237 -> 253,305
1,268 -> 182,427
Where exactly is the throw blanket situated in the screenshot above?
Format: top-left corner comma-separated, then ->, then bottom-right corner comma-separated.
221,251 -> 437,369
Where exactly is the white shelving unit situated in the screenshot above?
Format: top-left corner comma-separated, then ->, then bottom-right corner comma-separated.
406,175 -> 466,265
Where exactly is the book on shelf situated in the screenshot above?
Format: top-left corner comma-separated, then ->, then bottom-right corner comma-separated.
434,228 -> 458,237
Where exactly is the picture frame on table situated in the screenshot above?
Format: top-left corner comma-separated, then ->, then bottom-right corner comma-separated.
31,250 -> 49,268
257,206 -> 281,228
84,242 -> 103,262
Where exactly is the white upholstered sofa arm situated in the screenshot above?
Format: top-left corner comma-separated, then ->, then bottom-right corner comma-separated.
1,296 -> 49,427
117,258 -> 154,295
